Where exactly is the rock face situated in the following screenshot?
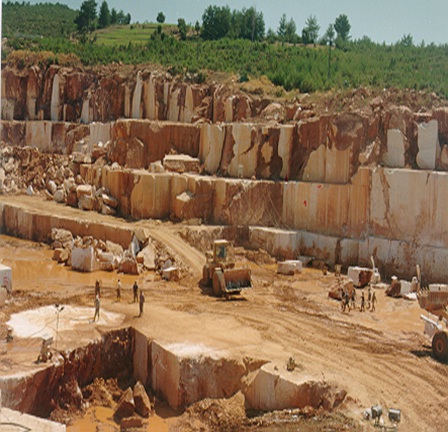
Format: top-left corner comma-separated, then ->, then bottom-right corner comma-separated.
0,328 -> 132,418
1,65 -> 260,124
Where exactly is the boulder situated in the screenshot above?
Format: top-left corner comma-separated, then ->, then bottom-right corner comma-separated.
47,180 -> 58,195
118,254 -> 139,275
101,203 -> 116,216
53,188 -> 65,203
106,241 -> 124,257
136,244 -> 156,270
113,387 -> 135,420
102,193 -> 118,208
134,227 -> 150,246
328,278 -> 355,300
51,228 -> 73,248
133,381 -> 151,418
53,248 -> 69,264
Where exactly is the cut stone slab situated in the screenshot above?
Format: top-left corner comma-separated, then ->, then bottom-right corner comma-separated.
383,129 -> 405,168
163,154 -> 201,173
243,362 -> 346,411
417,120 -> 439,170
71,246 -> 98,272
277,260 -> 302,275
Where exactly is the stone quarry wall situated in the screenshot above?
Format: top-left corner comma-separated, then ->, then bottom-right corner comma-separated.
3,65 -> 448,280
1,65 -> 263,124
0,328 -> 132,417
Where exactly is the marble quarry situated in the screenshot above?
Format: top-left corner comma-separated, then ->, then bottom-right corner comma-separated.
2,65 -> 448,280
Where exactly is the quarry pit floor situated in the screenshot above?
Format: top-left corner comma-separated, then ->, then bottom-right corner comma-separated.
0,195 -> 447,431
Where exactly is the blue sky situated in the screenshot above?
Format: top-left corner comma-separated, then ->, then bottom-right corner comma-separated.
4,0 -> 448,44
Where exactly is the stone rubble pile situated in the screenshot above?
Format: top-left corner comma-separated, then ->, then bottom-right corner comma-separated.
50,227 -> 178,277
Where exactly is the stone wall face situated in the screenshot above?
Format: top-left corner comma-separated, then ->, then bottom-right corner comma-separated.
2,65 -> 448,279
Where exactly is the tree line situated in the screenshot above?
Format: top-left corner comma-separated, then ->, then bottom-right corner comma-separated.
74,0 -> 130,35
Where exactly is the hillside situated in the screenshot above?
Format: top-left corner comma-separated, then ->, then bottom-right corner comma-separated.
2,1 -> 77,38
2,2 -> 448,98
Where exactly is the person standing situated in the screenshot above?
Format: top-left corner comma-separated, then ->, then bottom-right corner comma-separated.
133,281 -> 139,303
116,279 -> 122,302
95,279 -> 101,298
371,291 -> 377,312
367,287 -> 372,309
139,290 -> 145,317
360,291 -> 365,312
93,294 -> 100,322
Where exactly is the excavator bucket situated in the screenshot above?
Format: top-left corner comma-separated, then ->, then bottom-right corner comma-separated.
223,267 -> 252,293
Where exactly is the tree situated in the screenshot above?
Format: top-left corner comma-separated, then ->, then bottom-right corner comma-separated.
75,0 -> 97,34
110,7 -> 117,24
323,24 -> 335,79
334,14 -> 351,42
284,18 -> 297,43
178,18 -> 187,40
98,0 -> 110,29
277,13 -> 287,40
157,12 -> 165,24
399,33 -> 413,47
241,7 -> 264,41
194,20 -> 201,35
302,15 -> 319,45
201,5 -> 231,40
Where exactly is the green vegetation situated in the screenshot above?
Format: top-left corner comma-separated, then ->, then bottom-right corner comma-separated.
2,1 -> 77,38
2,2 -> 448,98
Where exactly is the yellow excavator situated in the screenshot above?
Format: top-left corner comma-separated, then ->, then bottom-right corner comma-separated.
202,240 -> 252,299
417,265 -> 448,361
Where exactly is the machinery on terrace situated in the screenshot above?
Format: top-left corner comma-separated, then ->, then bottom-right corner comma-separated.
417,265 -> 448,361
202,239 -> 252,299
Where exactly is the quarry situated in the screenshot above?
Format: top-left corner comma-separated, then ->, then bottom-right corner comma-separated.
0,64 -> 448,431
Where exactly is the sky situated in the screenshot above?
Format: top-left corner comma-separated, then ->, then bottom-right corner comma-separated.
2,0 -> 448,45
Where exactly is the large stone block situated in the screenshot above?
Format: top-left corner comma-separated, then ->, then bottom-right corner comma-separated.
416,120 -> 439,170
249,227 -> 299,259
151,341 -> 245,410
383,129 -> 406,168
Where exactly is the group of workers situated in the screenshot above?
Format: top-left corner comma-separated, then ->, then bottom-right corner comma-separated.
341,286 -> 377,313
93,278 -> 145,321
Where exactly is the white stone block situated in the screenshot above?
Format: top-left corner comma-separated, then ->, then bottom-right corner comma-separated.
417,120 -> 439,170
277,260 -> 302,275
71,246 -> 98,272
383,129 -> 405,168
347,266 -> 373,287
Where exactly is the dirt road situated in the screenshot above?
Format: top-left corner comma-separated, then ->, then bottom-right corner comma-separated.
1,196 -> 447,431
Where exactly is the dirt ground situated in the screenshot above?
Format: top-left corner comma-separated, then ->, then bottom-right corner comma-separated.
0,197 -> 447,432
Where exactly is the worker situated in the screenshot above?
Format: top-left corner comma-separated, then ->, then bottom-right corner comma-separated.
367,286 -> 372,309
139,290 -> 145,317
371,291 -> 377,312
344,290 -> 351,312
351,289 -> 356,310
93,294 -> 100,322
116,279 -> 122,302
95,279 -> 101,298
360,291 -> 365,312
133,281 -> 139,303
